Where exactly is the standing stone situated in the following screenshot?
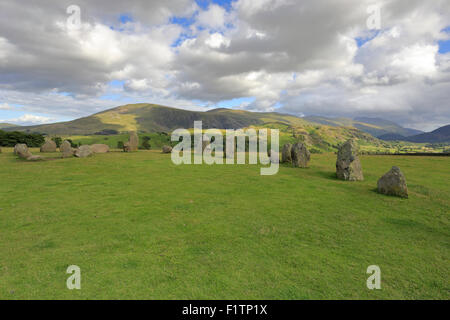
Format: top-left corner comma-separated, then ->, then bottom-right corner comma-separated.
74,145 -> 93,158
336,139 -> 364,181
291,142 -> 310,168
91,144 -> 110,153
60,140 -> 74,158
377,166 -> 408,198
162,145 -> 172,153
123,131 -> 139,152
40,140 -> 57,152
14,144 -> 32,159
282,143 -> 293,163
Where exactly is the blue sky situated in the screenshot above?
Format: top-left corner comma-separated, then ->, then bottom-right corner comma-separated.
1,1 -> 449,130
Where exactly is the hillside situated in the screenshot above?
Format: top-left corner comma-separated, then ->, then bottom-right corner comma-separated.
4,103 -> 390,153
0,123 -> 18,129
304,116 -> 423,138
2,103 -> 311,135
377,133 -> 408,141
405,125 -> 450,143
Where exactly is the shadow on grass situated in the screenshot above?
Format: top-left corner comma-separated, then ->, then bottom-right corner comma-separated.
314,170 -> 337,180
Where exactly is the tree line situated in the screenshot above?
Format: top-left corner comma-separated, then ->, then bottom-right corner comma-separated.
0,130 -> 45,147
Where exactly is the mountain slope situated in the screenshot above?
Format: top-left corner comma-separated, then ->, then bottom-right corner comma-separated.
4,103 -> 391,153
304,116 -> 423,138
353,117 -> 423,137
405,125 -> 450,143
0,123 -> 19,129
5,103 -> 311,135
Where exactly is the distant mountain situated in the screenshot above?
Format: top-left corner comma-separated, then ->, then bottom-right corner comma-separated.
353,117 -> 423,137
377,133 -> 408,141
304,116 -> 423,138
3,103 -> 388,153
405,125 -> 450,143
4,103 -> 310,135
0,123 -> 19,129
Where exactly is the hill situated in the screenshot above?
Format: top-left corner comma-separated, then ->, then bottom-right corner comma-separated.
377,133 -> 408,141
0,123 -> 19,129
304,116 -> 423,138
405,125 -> 450,143
4,104 -> 310,135
4,103 -> 390,153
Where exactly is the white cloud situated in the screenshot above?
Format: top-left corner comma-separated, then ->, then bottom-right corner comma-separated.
205,33 -> 231,49
0,103 -> 13,110
0,0 -> 449,130
196,4 -> 228,30
1,114 -> 53,125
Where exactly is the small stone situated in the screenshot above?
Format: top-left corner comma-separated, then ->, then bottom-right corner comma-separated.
74,145 -> 93,158
60,140 -> 74,158
91,144 -> 110,153
377,166 -> 409,198
162,145 -> 172,153
26,155 -> 44,161
40,140 -> 57,152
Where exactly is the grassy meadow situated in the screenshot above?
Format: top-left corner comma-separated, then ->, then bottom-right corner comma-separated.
0,148 -> 448,299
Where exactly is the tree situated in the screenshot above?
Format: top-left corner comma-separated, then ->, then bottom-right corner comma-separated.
0,130 -> 45,147
141,136 -> 151,150
52,137 -> 62,147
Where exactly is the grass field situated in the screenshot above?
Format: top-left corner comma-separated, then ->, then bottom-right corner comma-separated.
0,149 -> 448,299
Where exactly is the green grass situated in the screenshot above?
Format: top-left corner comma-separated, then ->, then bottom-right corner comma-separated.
0,149 -> 448,299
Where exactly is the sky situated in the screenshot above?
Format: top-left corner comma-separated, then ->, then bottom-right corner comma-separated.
0,0 -> 449,131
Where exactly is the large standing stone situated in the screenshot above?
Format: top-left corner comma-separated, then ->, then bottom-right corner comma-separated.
40,140 -> 57,152
91,144 -> 110,153
162,145 -> 172,153
291,142 -> 310,168
377,166 -> 408,198
74,145 -> 93,158
123,131 -> 139,152
14,144 -> 32,159
282,143 -> 293,163
336,139 -> 364,181
60,140 -> 74,158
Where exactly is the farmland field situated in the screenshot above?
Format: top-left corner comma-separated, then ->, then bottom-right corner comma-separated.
0,149 -> 448,299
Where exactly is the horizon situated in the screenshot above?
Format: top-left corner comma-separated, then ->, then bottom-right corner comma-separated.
0,102 -> 448,133
0,1 -> 449,131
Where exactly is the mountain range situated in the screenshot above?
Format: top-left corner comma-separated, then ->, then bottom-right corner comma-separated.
398,125 -> 450,143
1,103 -> 448,143
303,116 -> 423,138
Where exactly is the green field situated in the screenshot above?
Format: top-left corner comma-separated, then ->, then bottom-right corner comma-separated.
0,149 -> 448,299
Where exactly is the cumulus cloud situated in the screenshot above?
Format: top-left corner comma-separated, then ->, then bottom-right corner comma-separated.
0,103 -> 13,110
0,0 -> 449,130
0,114 -> 54,125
